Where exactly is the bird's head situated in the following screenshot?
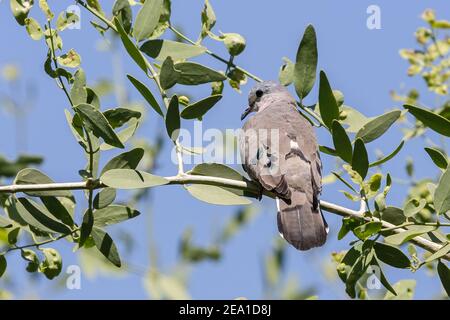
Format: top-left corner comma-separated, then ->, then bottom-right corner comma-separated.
241,81 -> 288,120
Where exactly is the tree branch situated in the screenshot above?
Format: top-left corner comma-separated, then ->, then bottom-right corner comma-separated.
1,176 -> 448,261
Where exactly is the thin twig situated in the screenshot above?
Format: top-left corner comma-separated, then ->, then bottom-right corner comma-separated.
0,175 -> 448,261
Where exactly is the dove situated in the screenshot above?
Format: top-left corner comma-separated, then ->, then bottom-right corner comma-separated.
239,81 -> 327,250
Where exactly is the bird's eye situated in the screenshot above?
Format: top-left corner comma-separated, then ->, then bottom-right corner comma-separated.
255,89 -> 263,98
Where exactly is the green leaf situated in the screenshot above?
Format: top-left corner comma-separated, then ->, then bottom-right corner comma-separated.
369,140 -> 405,167
148,0 -> 171,39
174,62 -> 227,85
338,217 -> 362,240
10,0 -> 33,25
319,145 -> 337,156
21,249 -> 39,272
133,0 -> 163,42
180,94 -> 222,120
278,57 -> 294,86
165,95 -> 180,141
40,196 -> 75,227
127,74 -> 163,117
294,24 -> 318,100
332,172 -> 357,193
12,197 -> 72,234
57,49 -> 81,68
93,188 -> 116,210
435,167 -> 450,215
379,206 -> 405,226
112,0 -> 132,34
159,56 -> 179,89
25,17 -> 43,40
425,147 -> 448,170
101,169 -> 168,189
0,215 -> 12,228
56,11 -> 79,31
0,255 -> 6,278
140,39 -> 206,62
39,248 -> 62,279
318,71 -> 339,129
38,0 -> 53,20
200,0 -> 216,39
384,225 -> 436,246
74,103 -> 124,149
353,222 -> 382,240
403,198 -> 427,217
44,28 -> 62,51
14,168 -> 72,197
114,17 -> 147,73
91,227 -> 121,267
355,110 -> 401,143
371,256 -> 397,296
87,0 -> 104,15
374,242 -> 411,268
340,105 -> 369,133
7,227 -> 20,245
331,120 -> 352,163
437,261 -> 450,297
70,69 -> 87,106
425,242 -> 450,263
185,184 -> 251,206
101,148 -> 144,176
190,163 -> 254,198
103,108 -> 141,129
352,139 -> 369,180
404,104 -> 450,137
79,209 -> 93,248
93,205 -> 140,227
100,119 -> 139,151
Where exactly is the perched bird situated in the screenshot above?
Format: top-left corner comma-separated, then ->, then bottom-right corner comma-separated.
239,81 -> 327,250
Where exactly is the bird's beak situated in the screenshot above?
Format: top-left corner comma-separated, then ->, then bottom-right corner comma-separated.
241,106 -> 252,121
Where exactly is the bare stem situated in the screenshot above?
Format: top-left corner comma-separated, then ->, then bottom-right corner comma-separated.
0,176 -> 448,261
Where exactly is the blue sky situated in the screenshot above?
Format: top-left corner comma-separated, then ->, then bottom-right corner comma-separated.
0,0 -> 449,299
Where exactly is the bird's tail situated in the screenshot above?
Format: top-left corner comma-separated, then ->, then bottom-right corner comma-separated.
277,191 -> 327,251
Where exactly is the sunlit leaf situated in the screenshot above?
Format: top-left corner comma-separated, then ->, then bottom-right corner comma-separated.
140,39 -> 206,61
14,168 -> 72,197
25,17 -> 43,40
133,0 -> 163,42
434,167 -> 450,215
384,225 -> 436,246
185,184 -> 251,206
101,169 -> 169,189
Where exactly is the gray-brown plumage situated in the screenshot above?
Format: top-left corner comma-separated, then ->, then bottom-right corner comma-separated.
239,81 -> 327,250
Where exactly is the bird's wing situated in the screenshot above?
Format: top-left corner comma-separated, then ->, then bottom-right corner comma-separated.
240,112 -> 291,199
